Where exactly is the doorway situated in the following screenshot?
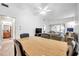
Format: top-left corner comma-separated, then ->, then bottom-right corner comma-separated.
0,16 -> 16,40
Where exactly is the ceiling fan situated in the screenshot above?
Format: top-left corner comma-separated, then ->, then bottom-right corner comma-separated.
37,6 -> 51,16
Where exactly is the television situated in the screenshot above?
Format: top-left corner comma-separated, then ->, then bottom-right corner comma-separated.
35,28 -> 42,34
67,28 -> 73,32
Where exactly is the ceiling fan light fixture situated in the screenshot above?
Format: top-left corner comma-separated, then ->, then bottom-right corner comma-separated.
38,6 -> 51,15
40,11 -> 47,15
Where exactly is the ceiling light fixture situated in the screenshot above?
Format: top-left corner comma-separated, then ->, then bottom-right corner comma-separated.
38,6 -> 51,15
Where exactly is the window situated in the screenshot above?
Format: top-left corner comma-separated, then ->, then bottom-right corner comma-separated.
50,24 -> 65,33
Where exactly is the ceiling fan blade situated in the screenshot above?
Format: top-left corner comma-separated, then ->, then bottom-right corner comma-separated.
43,6 -> 48,10
38,6 -> 42,10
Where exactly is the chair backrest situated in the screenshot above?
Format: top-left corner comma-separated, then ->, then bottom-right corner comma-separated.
14,40 -> 26,56
20,33 -> 29,38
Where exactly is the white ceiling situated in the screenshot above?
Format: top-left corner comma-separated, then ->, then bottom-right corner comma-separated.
0,3 -> 76,20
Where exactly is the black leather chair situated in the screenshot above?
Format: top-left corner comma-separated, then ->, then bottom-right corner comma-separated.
14,40 -> 28,56
20,33 -> 29,38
